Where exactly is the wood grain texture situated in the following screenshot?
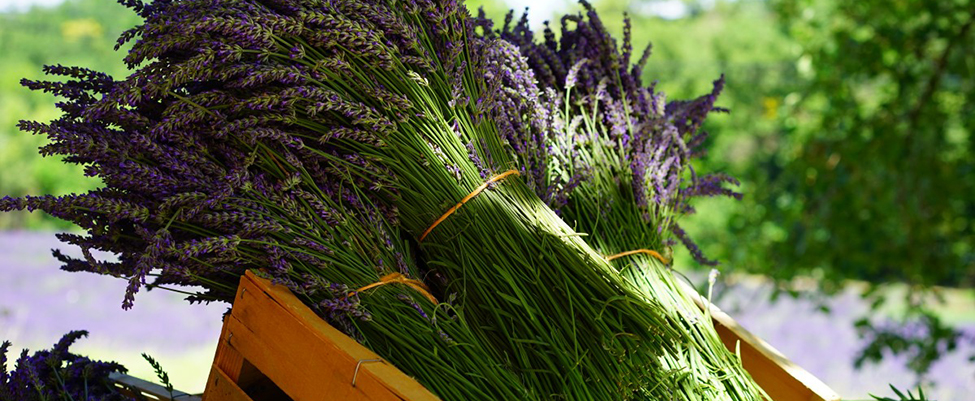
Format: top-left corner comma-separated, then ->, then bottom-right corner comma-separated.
109,372 -> 202,401
203,365 -> 255,401
212,315 -> 245,383
203,270 -> 440,401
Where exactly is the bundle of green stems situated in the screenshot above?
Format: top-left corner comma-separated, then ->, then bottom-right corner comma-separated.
476,5 -> 768,399
238,160 -> 537,400
559,106 -> 767,400
2,0 -> 771,399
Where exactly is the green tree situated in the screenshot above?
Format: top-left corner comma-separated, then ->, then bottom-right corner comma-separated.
737,0 -> 975,376
752,0 -> 975,292
586,0 -> 975,378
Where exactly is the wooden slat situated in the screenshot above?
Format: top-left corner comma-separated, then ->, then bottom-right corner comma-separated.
108,372 -> 202,401
203,365 -> 255,401
678,280 -> 841,401
212,313 -> 245,383
215,271 -> 439,401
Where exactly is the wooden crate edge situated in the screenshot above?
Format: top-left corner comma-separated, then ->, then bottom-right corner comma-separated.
202,270 -> 439,401
677,279 -> 841,401
109,372 -> 202,401
241,271 -> 440,401
206,270 -> 840,401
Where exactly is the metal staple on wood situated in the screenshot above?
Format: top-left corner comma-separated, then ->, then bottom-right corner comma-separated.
352,359 -> 385,387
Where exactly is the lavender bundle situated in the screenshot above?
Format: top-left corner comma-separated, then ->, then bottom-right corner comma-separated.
3,0 -> 683,399
1,3 -> 539,399
474,3 -> 766,400
1,331 -> 131,401
1,0 -> 764,399
3,50 -> 541,401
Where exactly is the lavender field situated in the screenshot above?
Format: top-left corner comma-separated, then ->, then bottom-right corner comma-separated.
715,278 -> 975,400
2,231 -> 973,398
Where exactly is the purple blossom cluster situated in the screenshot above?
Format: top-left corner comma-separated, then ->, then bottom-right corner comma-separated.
480,40 -> 556,197
476,2 -> 740,265
0,4 -> 481,354
477,37 -> 588,211
1,331 -> 132,401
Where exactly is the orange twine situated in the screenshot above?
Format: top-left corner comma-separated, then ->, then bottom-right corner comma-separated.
350,272 -> 438,304
418,169 -> 521,242
606,249 -> 671,265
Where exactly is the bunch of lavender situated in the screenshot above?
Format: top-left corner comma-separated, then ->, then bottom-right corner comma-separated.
1,0 -> 754,399
1,331 -> 132,401
485,2 -> 736,259
3,28 -> 533,401
278,4 -> 690,398
474,3 -> 766,400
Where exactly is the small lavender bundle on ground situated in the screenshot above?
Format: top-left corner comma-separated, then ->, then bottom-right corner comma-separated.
1,331 -> 132,401
475,2 -> 766,400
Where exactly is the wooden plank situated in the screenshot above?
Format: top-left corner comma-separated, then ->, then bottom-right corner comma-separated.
221,271 -> 439,401
678,280 -> 841,401
108,372 -> 201,401
202,284 -> 247,401
212,314 -> 245,383
203,365 -> 255,401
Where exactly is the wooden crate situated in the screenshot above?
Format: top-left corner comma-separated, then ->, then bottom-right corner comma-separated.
202,271 -> 840,401
202,271 -> 437,401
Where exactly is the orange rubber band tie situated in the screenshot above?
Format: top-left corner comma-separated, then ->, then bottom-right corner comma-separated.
350,272 -> 438,305
418,169 -> 521,242
351,170 -> 520,305
606,249 -> 671,265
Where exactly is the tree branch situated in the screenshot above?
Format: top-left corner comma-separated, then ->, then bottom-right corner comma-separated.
906,10 -> 975,133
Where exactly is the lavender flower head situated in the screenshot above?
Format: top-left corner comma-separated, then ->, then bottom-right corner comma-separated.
476,2 -> 740,265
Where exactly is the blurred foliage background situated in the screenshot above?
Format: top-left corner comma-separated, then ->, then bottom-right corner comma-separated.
0,0 -> 138,229
1,0 -> 972,389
